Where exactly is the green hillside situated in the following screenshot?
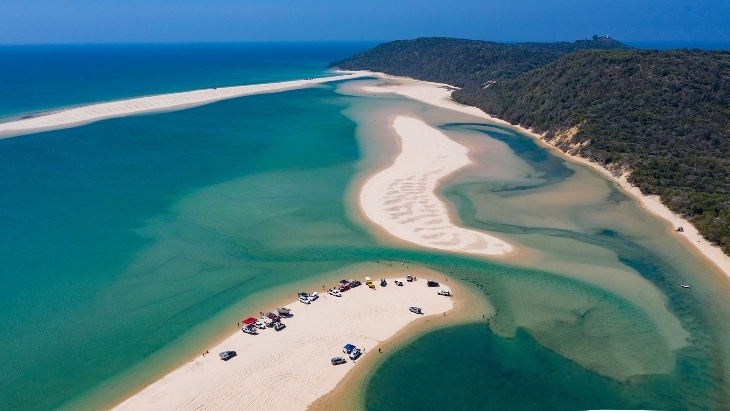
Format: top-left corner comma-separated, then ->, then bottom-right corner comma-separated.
456,49 -> 730,253
329,36 -> 630,87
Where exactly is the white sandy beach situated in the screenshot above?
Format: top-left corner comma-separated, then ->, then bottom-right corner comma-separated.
359,72 -> 730,280
111,276 -> 452,411
0,73 -> 365,138
359,115 -> 513,256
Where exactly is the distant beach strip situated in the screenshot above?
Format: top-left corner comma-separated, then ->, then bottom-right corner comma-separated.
359,115 -> 513,256
0,73 -> 367,138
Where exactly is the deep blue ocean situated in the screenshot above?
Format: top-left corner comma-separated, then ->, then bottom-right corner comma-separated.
0,42 -> 376,119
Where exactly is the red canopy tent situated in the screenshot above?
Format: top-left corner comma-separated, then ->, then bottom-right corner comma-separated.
242,317 -> 257,326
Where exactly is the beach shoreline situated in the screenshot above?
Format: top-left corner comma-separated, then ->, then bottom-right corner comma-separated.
352,70 -> 730,282
32,70 -> 730,410
308,268 -> 492,411
0,72 -> 367,139
109,270 -> 456,411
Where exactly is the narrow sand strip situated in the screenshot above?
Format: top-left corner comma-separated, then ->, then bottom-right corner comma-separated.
111,277 -> 452,411
360,116 -> 513,256
0,73 -> 365,138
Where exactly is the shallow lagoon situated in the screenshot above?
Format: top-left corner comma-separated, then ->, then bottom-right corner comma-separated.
0,73 -> 729,411
358,94 -> 730,410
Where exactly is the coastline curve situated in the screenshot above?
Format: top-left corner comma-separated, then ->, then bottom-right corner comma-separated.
0,73 -> 366,139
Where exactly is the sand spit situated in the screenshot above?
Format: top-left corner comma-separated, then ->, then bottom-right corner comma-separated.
0,73 -> 365,138
111,277 -> 452,411
360,72 -> 730,280
359,115 -> 513,256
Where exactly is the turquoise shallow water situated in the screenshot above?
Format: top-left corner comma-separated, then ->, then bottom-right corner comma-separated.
0,84 -> 368,409
361,117 -> 730,410
1,46 -> 729,411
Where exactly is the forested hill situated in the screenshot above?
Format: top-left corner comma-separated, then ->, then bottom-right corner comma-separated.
332,40 -> 730,255
329,37 -> 630,87
456,49 -> 730,253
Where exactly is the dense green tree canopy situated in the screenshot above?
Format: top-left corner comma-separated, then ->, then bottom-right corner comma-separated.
329,37 -> 629,87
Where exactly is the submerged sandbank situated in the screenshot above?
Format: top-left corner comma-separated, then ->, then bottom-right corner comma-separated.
111,275 -> 453,411
0,73 -> 366,138
360,72 -> 730,281
359,115 -> 513,256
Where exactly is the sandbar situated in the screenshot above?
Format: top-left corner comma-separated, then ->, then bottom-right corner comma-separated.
359,115 -> 513,256
0,73 -> 366,138
111,276 -> 453,411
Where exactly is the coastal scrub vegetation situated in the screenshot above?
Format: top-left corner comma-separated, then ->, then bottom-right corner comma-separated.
332,39 -> 730,255
329,37 -> 630,87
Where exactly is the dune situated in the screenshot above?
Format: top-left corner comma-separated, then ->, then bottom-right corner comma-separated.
111,276 -> 453,411
0,73 -> 366,138
359,115 -> 513,256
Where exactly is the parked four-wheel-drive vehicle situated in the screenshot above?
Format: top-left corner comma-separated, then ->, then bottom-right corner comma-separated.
409,306 -> 423,314
380,279 -> 387,287
277,307 -> 291,315
328,289 -> 342,297
274,322 -> 286,331
331,357 -> 347,365
427,280 -> 440,287
308,292 -> 319,302
299,296 -> 311,304
438,290 -> 452,297
219,350 -> 237,361
349,348 -> 362,360
406,274 -> 413,282
395,280 -> 403,286
350,279 -> 361,287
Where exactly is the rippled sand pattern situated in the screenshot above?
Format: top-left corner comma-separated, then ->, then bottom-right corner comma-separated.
360,116 -> 513,256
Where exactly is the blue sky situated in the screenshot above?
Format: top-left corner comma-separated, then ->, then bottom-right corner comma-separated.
2,0 -> 729,44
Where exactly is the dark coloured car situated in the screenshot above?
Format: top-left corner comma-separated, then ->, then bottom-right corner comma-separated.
219,350 -> 237,361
